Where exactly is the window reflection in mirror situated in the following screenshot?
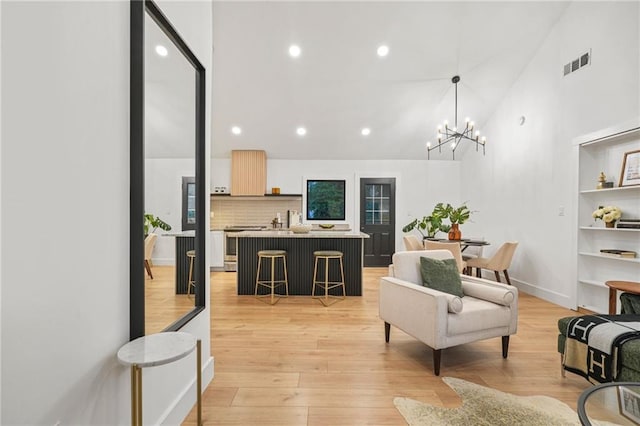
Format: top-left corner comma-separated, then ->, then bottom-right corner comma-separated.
143,9 -> 196,335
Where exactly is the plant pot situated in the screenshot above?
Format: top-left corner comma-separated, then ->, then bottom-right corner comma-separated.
448,223 -> 462,240
605,221 -> 616,228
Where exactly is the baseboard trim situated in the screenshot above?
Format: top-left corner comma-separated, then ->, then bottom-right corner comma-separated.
476,272 -> 575,310
159,356 -> 214,425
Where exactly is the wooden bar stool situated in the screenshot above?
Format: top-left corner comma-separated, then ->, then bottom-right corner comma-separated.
255,250 -> 289,305
186,250 -> 196,297
312,250 -> 346,306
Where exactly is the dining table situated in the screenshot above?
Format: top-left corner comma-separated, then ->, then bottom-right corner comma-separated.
423,238 -> 490,252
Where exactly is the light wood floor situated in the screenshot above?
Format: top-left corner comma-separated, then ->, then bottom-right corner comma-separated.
181,268 -> 590,425
145,265 -> 195,335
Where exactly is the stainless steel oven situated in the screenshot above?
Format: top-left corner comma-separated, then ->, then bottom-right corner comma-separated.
223,226 -> 266,271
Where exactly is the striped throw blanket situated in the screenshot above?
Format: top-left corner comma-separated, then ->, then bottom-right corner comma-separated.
563,315 -> 640,383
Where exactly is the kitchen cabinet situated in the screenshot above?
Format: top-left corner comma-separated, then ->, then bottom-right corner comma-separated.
210,231 -> 224,270
575,123 -> 640,313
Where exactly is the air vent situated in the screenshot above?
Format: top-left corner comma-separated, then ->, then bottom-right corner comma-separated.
563,49 -> 591,77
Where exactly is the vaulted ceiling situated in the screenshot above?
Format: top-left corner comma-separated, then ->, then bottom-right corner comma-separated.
210,1 -> 570,161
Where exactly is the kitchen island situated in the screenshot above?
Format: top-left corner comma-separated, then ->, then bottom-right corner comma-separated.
236,230 -> 370,296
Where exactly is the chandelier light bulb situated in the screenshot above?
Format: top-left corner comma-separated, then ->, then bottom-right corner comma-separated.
426,142 -> 431,148
470,121 -> 475,128
437,133 -> 442,140
475,130 -> 480,137
453,127 -> 457,132
465,117 -> 470,123
443,120 -> 449,127
451,142 -> 456,149
481,136 -> 487,143
437,125 -> 442,131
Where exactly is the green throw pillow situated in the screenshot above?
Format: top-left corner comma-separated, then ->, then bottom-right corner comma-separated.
419,256 -> 464,297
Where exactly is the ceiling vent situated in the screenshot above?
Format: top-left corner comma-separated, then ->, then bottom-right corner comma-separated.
563,50 -> 591,76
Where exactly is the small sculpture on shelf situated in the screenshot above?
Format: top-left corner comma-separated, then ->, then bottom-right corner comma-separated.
596,171 -> 614,189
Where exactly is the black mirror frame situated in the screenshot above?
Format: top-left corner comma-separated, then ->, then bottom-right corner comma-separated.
130,0 -> 206,340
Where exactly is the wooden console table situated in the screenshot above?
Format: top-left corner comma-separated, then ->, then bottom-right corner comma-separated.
605,280 -> 640,314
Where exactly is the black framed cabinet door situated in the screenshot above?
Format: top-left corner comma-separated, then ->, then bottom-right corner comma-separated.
360,178 -> 395,267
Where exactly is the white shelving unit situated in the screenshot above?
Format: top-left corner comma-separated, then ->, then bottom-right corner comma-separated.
575,123 -> 640,313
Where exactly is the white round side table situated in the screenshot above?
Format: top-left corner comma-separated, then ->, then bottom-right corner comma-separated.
117,332 -> 202,426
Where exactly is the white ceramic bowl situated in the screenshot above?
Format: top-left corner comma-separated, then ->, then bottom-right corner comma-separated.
290,223 -> 312,234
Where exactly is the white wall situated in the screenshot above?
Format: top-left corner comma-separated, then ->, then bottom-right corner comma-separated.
146,158 -> 195,265
212,158 -> 461,250
460,2 -> 640,308
1,1 -> 213,424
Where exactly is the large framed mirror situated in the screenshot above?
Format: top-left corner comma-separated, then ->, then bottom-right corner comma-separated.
130,0 -> 206,339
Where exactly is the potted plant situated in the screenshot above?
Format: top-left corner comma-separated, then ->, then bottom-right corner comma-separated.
440,203 -> 472,240
592,205 -> 622,228
402,203 -> 451,239
144,213 -> 172,237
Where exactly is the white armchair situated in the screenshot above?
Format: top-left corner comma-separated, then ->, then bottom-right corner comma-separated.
379,250 -> 518,375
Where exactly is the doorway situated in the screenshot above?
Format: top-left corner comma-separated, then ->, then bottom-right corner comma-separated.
360,178 -> 395,267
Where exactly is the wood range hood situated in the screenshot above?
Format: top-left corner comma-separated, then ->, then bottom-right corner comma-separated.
230,150 -> 267,196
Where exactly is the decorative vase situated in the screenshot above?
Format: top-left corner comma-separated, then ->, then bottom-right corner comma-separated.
448,223 -> 462,240
605,221 -> 616,228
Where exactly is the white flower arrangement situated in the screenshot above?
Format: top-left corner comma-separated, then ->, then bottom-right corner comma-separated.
592,206 -> 622,223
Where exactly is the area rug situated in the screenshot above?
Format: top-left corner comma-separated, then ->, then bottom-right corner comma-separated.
394,377 -> 583,426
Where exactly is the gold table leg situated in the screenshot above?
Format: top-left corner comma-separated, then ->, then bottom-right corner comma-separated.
197,339 -> 202,426
130,364 -> 142,426
130,365 -> 137,426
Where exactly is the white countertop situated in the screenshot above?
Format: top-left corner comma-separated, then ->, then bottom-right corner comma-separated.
116,332 -> 197,368
237,230 -> 369,238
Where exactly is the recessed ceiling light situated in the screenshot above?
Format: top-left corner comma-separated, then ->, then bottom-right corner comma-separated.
296,127 -> 307,136
155,45 -> 168,57
288,44 -> 301,58
377,45 -> 389,57
361,127 -> 371,136
231,126 -> 242,135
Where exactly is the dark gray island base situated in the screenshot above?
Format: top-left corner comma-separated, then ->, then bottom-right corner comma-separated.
237,231 -> 369,296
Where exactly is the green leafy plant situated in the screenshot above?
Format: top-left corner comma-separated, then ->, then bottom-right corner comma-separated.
441,203 -> 472,225
403,202 -> 474,239
402,203 -> 451,238
144,213 -> 172,236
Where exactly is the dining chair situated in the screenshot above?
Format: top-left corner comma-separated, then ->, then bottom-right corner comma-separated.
403,235 -> 424,251
466,241 -> 519,285
144,233 -> 158,279
461,236 -> 485,261
424,240 -> 468,274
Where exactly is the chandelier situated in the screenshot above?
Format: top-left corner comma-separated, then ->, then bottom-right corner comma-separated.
427,75 -> 486,160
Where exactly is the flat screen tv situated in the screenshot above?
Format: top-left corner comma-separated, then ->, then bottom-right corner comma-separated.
306,179 -> 345,221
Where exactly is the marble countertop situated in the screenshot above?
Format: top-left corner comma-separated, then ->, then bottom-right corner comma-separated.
237,230 -> 369,238
162,231 -> 195,237
116,331 -> 197,368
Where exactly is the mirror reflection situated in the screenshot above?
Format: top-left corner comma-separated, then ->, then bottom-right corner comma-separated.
144,10 -> 196,334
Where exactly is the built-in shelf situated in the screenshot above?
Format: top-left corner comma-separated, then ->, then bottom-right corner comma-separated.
211,194 -> 302,200
578,252 -> 640,263
579,226 -> 640,232
580,186 -> 640,194
578,304 -> 604,314
578,279 -> 607,288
